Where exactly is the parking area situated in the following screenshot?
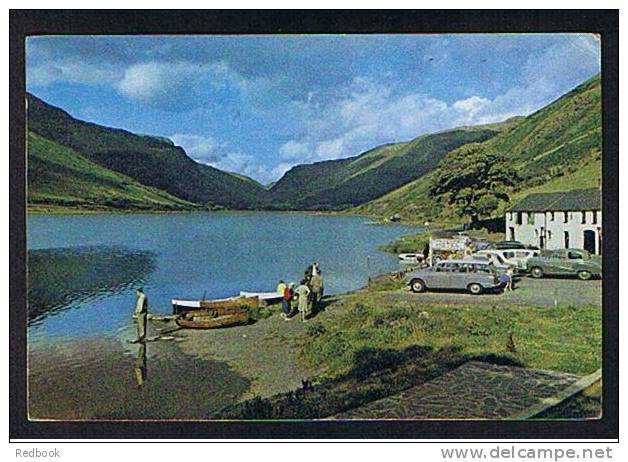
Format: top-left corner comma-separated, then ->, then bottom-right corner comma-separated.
386,276 -> 602,308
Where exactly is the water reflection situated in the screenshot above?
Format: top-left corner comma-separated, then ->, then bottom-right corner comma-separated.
28,246 -> 155,325
134,342 -> 147,388
28,336 -> 251,420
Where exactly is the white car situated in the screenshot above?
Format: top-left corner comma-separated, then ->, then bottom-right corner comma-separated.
474,249 -> 539,270
398,253 -> 424,264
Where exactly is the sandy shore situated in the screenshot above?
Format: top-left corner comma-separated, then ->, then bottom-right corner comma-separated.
173,302 -> 342,400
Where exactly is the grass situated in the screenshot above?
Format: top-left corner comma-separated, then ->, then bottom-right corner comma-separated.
350,75 -> 602,224
27,132 -> 204,212
216,286 -> 601,419
297,293 -> 601,380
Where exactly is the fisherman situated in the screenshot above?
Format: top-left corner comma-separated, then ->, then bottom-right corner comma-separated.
276,279 -> 287,295
295,279 -> 311,322
281,282 -> 295,320
133,288 -> 149,343
309,271 -> 324,314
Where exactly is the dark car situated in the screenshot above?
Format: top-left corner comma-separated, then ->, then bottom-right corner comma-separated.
494,240 -> 527,250
526,249 -> 602,280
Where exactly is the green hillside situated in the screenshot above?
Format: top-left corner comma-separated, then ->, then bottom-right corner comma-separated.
268,124 -> 509,210
27,94 -> 269,210
353,74 -> 602,222
27,132 -> 201,212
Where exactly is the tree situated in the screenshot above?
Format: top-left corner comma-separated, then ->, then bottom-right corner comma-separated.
429,143 -> 517,225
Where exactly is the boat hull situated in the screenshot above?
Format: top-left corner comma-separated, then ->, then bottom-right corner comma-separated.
175,310 -> 249,329
172,296 -> 259,314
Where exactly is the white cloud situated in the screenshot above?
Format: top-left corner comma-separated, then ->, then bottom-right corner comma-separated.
27,60 -> 120,88
276,36 -> 600,172
276,77 -> 483,168
171,133 -> 276,185
170,134 -> 226,163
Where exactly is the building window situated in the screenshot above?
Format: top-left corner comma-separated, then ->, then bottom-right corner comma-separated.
550,211 -> 555,221
581,211 -> 586,224
516,212 -> 522,225
564,231 -> 570,249
534,229 -> 539,237
528,212 -> 535,225
592,211 -> 598,224
548,230 -> 552,240
563,212 -> 569,223
509,226 -> 515,241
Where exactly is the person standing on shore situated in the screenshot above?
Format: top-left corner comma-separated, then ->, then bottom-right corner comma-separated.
295,280 -> 311,322
281,282 -> 295,320
309,271 -> 324,314
133,288 -> 148,343
276,280 -> 287,295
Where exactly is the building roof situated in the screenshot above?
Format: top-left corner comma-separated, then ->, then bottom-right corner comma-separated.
509,188 -> 601,212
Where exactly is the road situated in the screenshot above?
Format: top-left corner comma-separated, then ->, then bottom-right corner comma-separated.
385,276 -> 602,308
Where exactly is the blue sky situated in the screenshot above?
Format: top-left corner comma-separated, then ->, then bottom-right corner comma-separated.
26,34 -> 600,184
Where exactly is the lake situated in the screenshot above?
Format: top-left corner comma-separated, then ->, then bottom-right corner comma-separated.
26,212 -> 416,419
27,212 -> 416,342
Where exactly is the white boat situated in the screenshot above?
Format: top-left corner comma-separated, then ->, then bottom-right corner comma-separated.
398,253 -> 424,264
239,291 -> 283,302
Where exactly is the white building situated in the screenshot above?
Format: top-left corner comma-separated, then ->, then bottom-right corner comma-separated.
505,188 -> 602,254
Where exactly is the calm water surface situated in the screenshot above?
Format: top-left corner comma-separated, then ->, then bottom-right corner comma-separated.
27,212 -> 416,341
26,212 -> 416,419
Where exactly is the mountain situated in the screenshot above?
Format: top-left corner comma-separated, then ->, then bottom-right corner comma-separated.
267,123 -> 512,210
27,94 -> 269,210
352,74 -> 602,222
27,131 -> 200,212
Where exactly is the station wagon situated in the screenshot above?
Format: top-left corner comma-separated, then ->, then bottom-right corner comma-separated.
405,259 -> 508,295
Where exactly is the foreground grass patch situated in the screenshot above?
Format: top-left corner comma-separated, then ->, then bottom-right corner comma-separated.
216,290 -> 601,419
299,294 -> 601,379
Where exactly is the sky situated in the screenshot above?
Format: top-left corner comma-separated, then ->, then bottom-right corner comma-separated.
26,34 -> 600,185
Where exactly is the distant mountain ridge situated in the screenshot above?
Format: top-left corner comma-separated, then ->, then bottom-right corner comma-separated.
26,74 -> 601,217
352,74 -> 602,222
266,124 -> 511,210
27,93 -> 269,210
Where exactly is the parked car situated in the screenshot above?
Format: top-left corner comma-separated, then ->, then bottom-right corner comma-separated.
405,259 -> 509,295
398,253 -> 424,264
494,240 -> 527,250
526,249 -> 602,280
474,249 -> 539,272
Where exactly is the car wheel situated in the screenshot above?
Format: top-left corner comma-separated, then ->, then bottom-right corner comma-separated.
410,279 -> 426,293
468,283 -> 483,295
432,255 -> 443,264
530,267 -> 544,279
577,270 -> 592,281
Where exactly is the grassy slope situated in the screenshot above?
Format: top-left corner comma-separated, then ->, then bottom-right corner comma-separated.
352,74 -> 602,222
27,93 -> 269,210
300,293 -> 601,379
217,286 -> 601,419
27,132 -> 200,211
268,125 -> 506,210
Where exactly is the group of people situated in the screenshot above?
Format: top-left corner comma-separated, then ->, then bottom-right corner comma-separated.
276,262 -> 325,322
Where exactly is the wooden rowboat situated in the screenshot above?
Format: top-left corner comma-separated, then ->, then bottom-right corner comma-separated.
172,296 -> 259,314
175,310 -> 249,329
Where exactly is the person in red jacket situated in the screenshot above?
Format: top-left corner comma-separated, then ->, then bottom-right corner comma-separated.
281,282 -> 295,320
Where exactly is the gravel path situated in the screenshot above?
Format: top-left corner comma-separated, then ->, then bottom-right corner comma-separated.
332,361 -> 583,419
386,277 -> 601,308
